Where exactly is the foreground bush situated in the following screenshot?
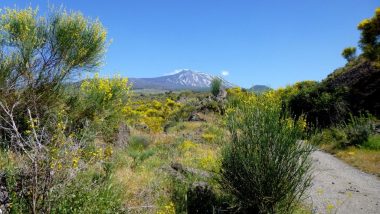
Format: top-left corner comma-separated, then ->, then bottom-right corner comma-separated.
0,6 -> 126,213
0,7 -> 108,143
220,94 -> 312,213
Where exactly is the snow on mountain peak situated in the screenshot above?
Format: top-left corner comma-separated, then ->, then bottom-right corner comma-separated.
129,69 -> 234,90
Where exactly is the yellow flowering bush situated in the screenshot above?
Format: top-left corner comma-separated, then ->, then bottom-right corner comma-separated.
199,151 -> 219,171
78,73 -> 130,142
201,133 -> 216,143
124,98 -> 182,133
80,73 -> 129,105
179,140 -> 197,152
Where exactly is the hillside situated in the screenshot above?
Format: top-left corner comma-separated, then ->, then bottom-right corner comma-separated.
249,85 -> 272,93
325,60 -> 380,117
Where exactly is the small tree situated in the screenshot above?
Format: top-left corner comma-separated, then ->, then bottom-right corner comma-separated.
0,7 -> 109,213
0,7 -> 107,142
210,78 -> 222,97
341,47 -> 357,62
357,8 -> 380,61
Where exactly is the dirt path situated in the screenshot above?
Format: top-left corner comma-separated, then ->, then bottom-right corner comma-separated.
306,150 -> 380,214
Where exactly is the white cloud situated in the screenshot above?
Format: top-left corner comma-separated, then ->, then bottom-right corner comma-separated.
221,70 -> 229,76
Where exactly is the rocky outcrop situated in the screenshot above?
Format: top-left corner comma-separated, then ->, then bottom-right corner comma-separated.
188,112 -> 205,122
325,61 -> 380,117
116,123 -> 130,147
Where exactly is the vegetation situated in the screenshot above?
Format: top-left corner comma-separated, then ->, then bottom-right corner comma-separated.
0,7 -> 121,213
0,4 -> 379,214
310,115 -> 375,150
341,47 -> 357,62
220,93 -> 312,213
357,8 -> 380,62
282,7 -> 380,130
210,77 -> 222,97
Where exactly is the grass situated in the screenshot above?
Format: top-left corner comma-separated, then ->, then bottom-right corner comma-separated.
314,129 -> 380,177
362,134 -> 380,150
105,113 -> 224,212
335,147 -> 380,176
294,204 -> 313,214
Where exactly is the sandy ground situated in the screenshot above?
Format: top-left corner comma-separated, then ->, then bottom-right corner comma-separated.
306,150 -> 380,214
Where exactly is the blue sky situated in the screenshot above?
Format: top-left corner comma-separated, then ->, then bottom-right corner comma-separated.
1,0 -> 379,88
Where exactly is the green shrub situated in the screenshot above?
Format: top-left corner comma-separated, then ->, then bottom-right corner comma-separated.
0,7 -> 108,144
286,81 -> 350,129
220,95 -> 312,213
311,128 -> 347,149
311,115 -> 375,149
72,74 -> 130,143
363,135 -> 380,150
129,135 -> 151,149
341,47 -> 357,62
170,103 -> 196,122
210,78 -> 222,97
171,177 -> 188,214
343,115 -> 374,147
357,8 -> 380,61
187,182 -> 216,214
127,135 -> 155,168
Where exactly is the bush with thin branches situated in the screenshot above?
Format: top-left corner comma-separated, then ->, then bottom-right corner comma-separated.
220,93 -> 312,213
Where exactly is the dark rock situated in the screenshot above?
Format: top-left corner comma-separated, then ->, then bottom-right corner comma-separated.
374,123 -> 380,134
162,166 -> 186,182
188,112 -> 205,122
171,162 -> 184,172
134,123 -> 149,131
170,162 -> 211,179
216,88 -> 227,101
325,61 -> 380,117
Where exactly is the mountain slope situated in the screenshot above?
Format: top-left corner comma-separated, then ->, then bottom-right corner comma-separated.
129,69 -> 234,90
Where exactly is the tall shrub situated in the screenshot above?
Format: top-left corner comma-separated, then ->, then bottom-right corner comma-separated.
0,7 -> 108,143
210,78 -> 222,97
357,8 -> 380,61
76,74 -> 130,142
220,93 -> 312,213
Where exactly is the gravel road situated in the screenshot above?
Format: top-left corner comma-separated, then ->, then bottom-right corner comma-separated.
306,150 -> 380,214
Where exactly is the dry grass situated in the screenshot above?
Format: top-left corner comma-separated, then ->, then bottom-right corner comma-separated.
317,134 -> 380,177
335,147 -> 380,176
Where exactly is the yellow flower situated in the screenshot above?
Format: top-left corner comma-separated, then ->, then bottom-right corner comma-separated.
180,140 -> 197,151
202,133 -> 216,143
157,202 -> 175,214
72,157 -> 79,168
358,19 -> 371,29
326,203 -> 335,213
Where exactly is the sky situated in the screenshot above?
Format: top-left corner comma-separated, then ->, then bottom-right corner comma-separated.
1,0 -> 379,88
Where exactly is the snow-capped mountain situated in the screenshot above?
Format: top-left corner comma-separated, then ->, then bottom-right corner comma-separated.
129,69 -> 235,90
